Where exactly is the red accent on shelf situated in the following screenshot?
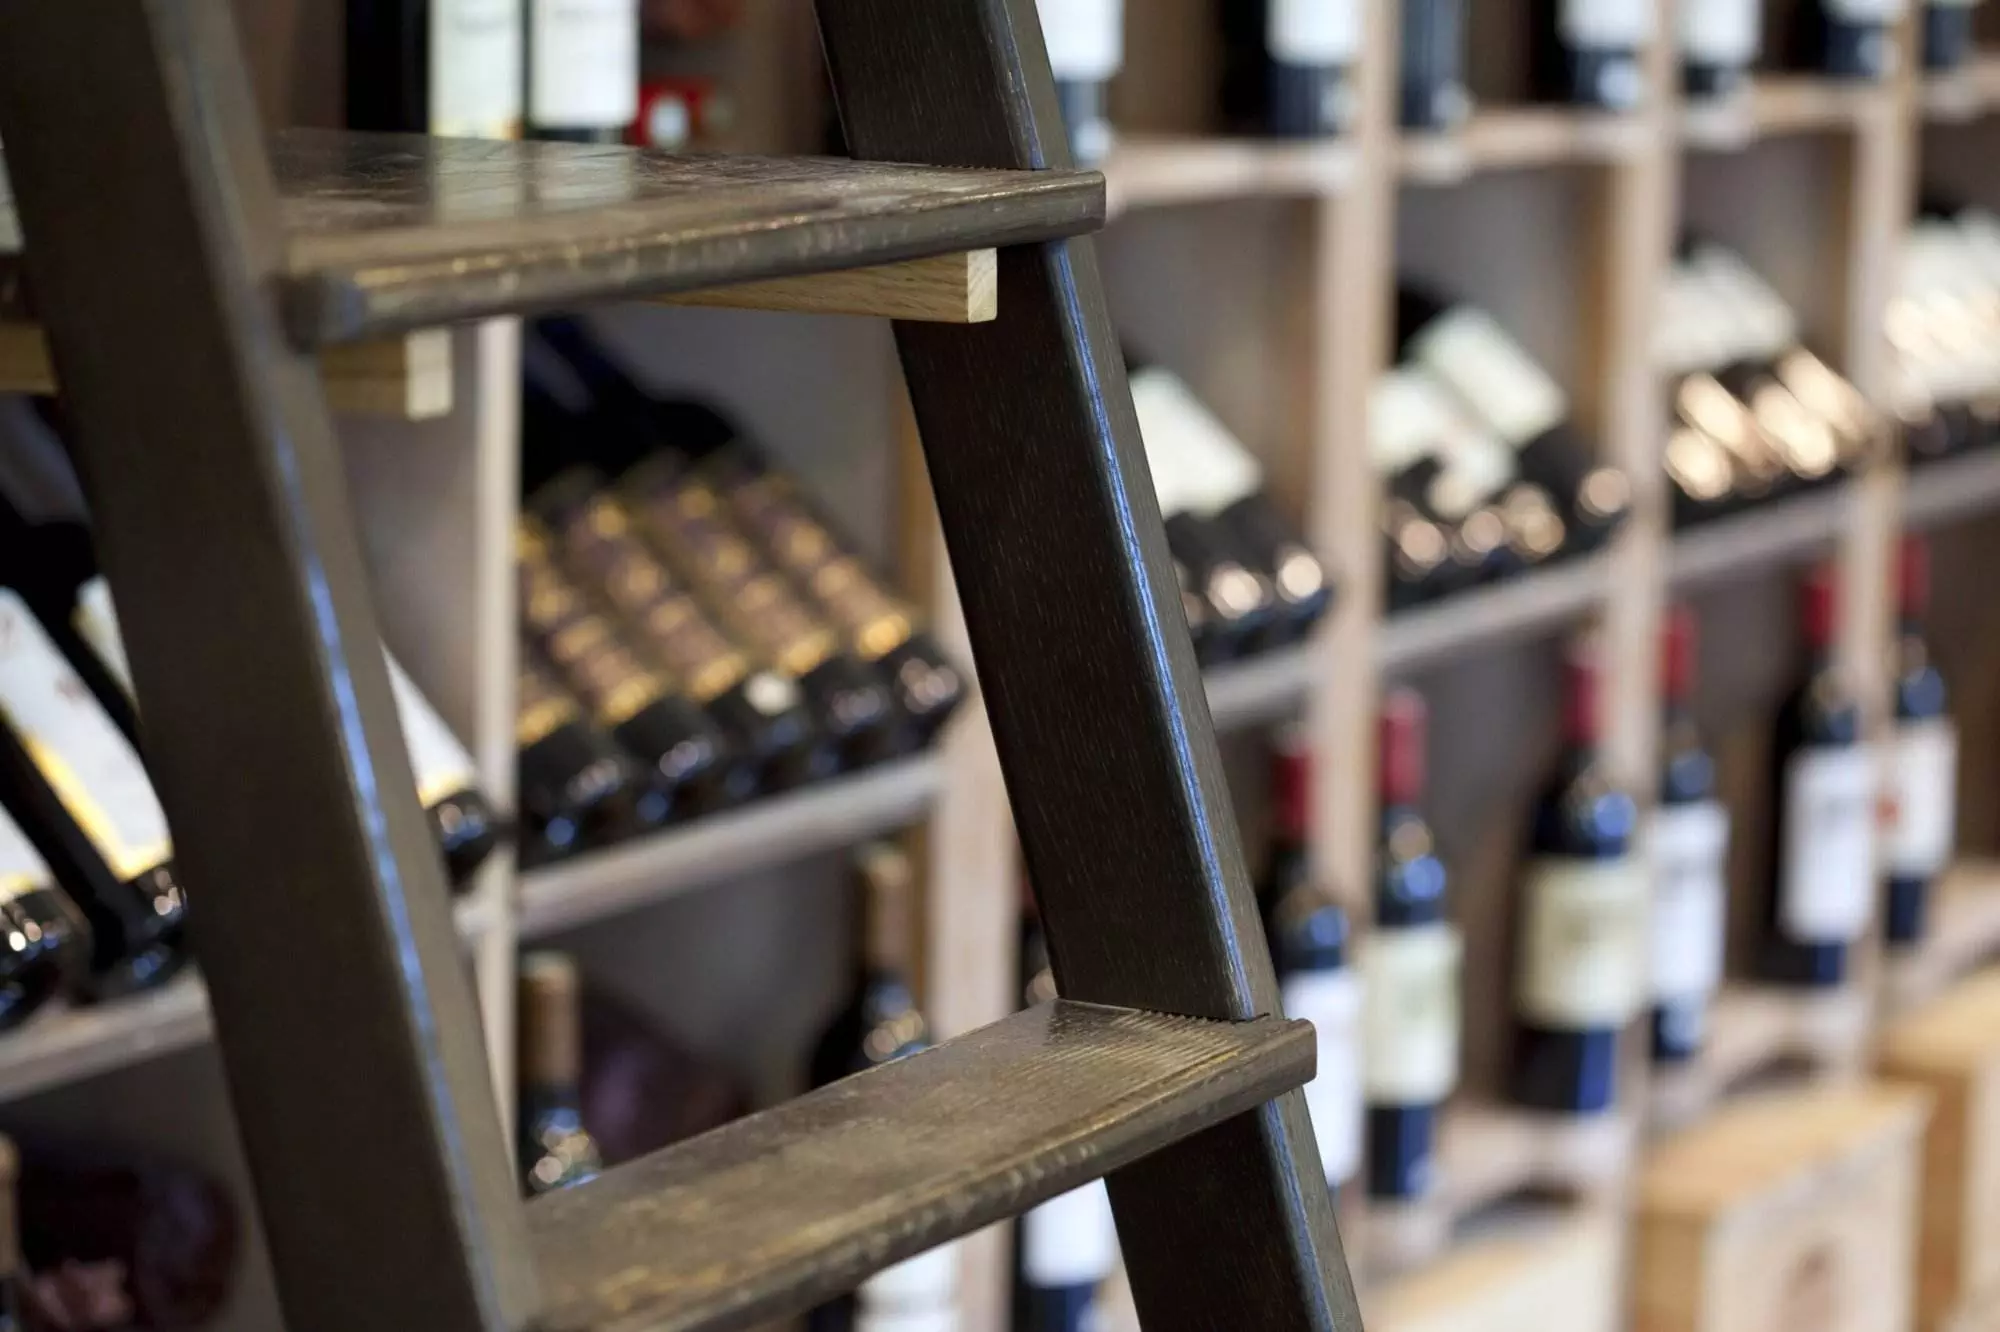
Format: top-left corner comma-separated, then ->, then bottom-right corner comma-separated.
1898,534 -> 1931,619
1563,643 -> 1601,746
1379,689 -> 1428,808
1801,563 -> 1840,651
1661,603 -> 1699,703
1272,728 -> 1311,844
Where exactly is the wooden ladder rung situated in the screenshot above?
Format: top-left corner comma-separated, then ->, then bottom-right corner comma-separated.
656,250 -> 998,324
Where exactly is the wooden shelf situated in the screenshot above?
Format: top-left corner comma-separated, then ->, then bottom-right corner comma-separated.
1102,135 -> 1356,215
1204,645 -> 1313,731
1884,859 -> 2000,1017
1680,76 -> 1886,150
1904,449 -> 2000,530
518,755 -> 942,939
1379,554 -> 1612,677
0,130 -> 1105,346
0,978 -> 212,1105
1398,108 -> 1649,184
1667,484 -> 1852,589
1922,55 -> 2000,122
1646,983 -> 1873,1131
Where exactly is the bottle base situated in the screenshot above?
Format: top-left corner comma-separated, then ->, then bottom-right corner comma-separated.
1509,1024 -> 1619,1115
1760,938 -> 1850,988
1884,875 -> 1931,949
1367,1102 -> 1438,1201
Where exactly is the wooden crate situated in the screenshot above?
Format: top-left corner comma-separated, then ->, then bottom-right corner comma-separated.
1636,1085 -> 1930,1332
1364,1205 -> 1623,1332
1879,971 -> 2000,1331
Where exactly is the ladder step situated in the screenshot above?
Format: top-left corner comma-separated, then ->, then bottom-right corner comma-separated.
527,999 -> 1313,1332
0,131 -> 1103,347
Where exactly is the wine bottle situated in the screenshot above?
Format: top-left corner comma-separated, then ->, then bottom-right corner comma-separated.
1762,566 -> 1874,987
1509,641 -> 1645,1115
809,844 -> 959,1332
1014,905 -> 1119,1332
72,578 -> 503,890
1926,0 -> 1983,67
1681,0 -> 1763,97
1364,690 -> 1458,1202
0,591 -> 184,999
1799,0 -> 1909,79
518,520 -> 735,815
1400,0 -> 1471,130
515,657 -> 661,863
1884,537 -> 1955,947
518,951 -> 604,1195
1531,0 -> 1655,110
1650,606 -> 1729,1065
525,0 -> 639,142
1262,725 -> 1363,1195
346,0 -> 524,138
1890,210 -> 2000,458
1035,0 -> 1123,165
1219,0 -> 1362,138
526,465 -> 830,796
1372,364 -> 1521,607
0,799 -> 82,1029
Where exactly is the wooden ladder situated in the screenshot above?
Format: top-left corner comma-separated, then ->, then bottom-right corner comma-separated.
0,1 -> 1363,1328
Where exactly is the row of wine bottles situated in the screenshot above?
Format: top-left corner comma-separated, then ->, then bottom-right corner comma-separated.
1038,0 -> 1981,160
1895,201 -> 2000,464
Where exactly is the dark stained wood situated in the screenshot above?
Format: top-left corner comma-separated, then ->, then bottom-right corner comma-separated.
814,1 -> 1362,1327
530,1001 -> 1313,1332
0,6 -> 537,1332
0,131 -> 1105,345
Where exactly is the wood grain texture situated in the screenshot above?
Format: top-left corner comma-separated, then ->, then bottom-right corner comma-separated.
1365,1206 -> 1624,1332
0,131 -> 1102,345
527,1001 -> 1313,1332
657,250 -> 998,322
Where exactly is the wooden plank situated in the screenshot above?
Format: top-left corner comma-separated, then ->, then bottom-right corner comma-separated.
1921,54 -> 2000,123
1397,108 -> 1650,185
658,250 -> 999,323
1365,1206 -> 1624,1332
1102,136 -> 1358,215
1647,984 -> 1875,1130
1681,76 -> 1884,152
1885,861 -> 2000,1017
1377,554 -> 1613,677
528,1000 -> 1314,1332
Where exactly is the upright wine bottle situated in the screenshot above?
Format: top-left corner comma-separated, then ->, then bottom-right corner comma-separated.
1650,606 -> 1729,1065
1925,0 -> 1984,68
1799,0 -> 1909,79
1509,642 -> 1644,1115
1219,1 -> 1362,138
1884,537 -> 1955,947
0,591 -> 183,999
1401,0 -> 1471,130
518,951 -> 604,1196
1014,905 -> 1119,1332
1762,566 -> 1874,987
809,844 -> 959,1332
1681,0 -> 1763,96
515,657 -> 660,863
72,578 -> 503,890
525,0 -> 638,142
1531,0 -> 1656,110
346,0 -> 524,137
1365,690 -> 1458,1202
1035,0 -> 1124,164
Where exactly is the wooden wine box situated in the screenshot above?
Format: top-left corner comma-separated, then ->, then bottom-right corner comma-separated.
1363,1205 -> 1623,1332
1878,971 -> 2000,1332
1635,1084 -> 1931,1332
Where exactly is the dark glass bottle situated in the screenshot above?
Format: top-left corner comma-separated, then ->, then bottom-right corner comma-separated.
1262,726 -> 1361,1196
1036,0 -> 1124,164
1373,364 -> 1519,608
1762,566 -> 1874,987
525,0 -> 637,142
1650,606 -> 1730,1065
1366,689 -> 1457,1202
1680,0 -> 1762,96
515,658 -> 661,864
518,951 -> 604,1196
1401,0 -> 1471,130
1884,536 -> 1954,947
1219,0 -> 1361,138
1509,643 -> 1644,1115
1798,0 -> 1903,80
1925,0 -> 1980,69
1531,0 -> 1655,110
0,591 -> 183,1000
346,0 -> 523,138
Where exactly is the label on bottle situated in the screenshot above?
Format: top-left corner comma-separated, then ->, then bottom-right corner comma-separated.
1825,0 -> 1907,20
0,591 -> 171,882
1779,747 -> 1878,943
519,545 -> 671,728
1369,369 -> 1451,477
528,0 -> 639,130
1680,0 -> 1762,65
1426,427 -> 1518,520
1649,801 -> 1730,1002
1560,0 -> 1655,46
1516,856 -> 1648,1029
432,0 -> 524,138
74,578 -> 134,696
856,1308 -> 959,1332
1360,924 -> 1462,1105
1129,367 -> 1263,518
858,1240 -> 958,1314
0,796 -> 51,904
384,656 -> 480,808
1268,0 -> 1362,65
1886,718 -> 1958,878
1693,248 -> 1800,365
1036,0 -> 1124,81
1021,1179 -> 1119,1289
1281,968 -> 1363,1185
724,473 -> 916,663
1410,308 -> 1570,450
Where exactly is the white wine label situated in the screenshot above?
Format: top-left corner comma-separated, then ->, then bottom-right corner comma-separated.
1516,856 -> 1648,1029
1561,0 -> 1656,46
75,579 -> 133,696
859,1240 -> 959,1313
1693,248 -> 1800,363
1886,718 -> 1958,878
528,0 -> 639,129
432,0 -> 523,138
1680,0 -> 1763,63
0,802 -> 52,906
1649,802 -> 1730,1002
1022,1179 -> 1120,1288
1411,308 -> 1570,450
1281,969 -> 1363,1185
1360,924 -> 1462,1104
1269,0 -> 1362,65
1370,369 -> 1452,476
1825,0 -> 1908,19
1129,367 -> 1264,517
385,656 -> 481,808
856,1308 -> 959,1332
1427,427 -> 1518,519
1780,747 -> 1878,943
1036,0 -> 1125,81
0,591 -> 170,882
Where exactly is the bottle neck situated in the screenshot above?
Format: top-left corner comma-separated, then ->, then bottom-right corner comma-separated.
519,953 -> 585,1101
858,845 -> 916,982
1273,742 -> 1311,848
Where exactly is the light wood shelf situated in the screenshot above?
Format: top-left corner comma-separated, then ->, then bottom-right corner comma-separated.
1680,75 -> 1887,151
1103,135 -> 1357,215
1885,860 -> 2000,1018
1922,55 -> 2000,123
1379,554 -> 1613,677
1398,108 -> 1650,184
1647,984 -> 1875,1131
1204,645 -> 1315,731
1667,484 -> 1853,588
1903,449 -> 2000,530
